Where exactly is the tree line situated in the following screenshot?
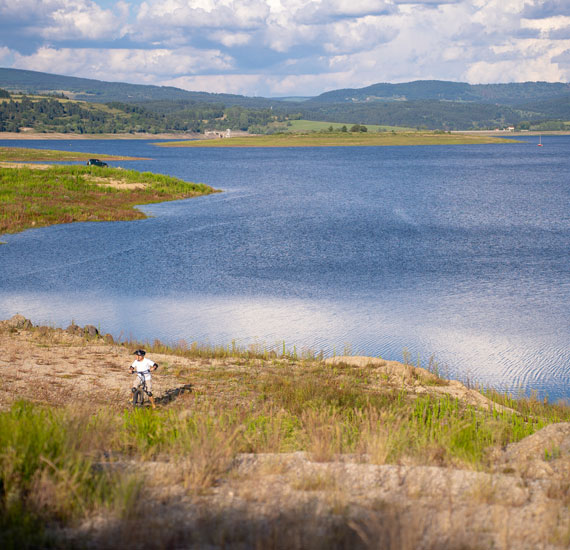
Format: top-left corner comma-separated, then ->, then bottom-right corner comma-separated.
0,92 -> 286,134
1,87 -> 569,133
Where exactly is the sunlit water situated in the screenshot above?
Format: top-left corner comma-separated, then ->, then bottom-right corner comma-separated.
1,136 -> 569,399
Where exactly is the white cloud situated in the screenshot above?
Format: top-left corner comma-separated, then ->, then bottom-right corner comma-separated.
0,0 -> 127,41
3,0 -> 570,96
163,74 -> 265,95
523,0 -> 570,19
465,57 -> 566,83
12,46 -> 234,83
163,70 -> 357,96
136,0 -> 270,30
0,46 -> 12,64
323,16 -> 398,54
210,31 -> 252,47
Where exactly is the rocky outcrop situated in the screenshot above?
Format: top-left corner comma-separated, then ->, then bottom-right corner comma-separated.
492,422 -> 570,479
325,356 -> 515,413
2,314 -> 33,330
66,323 -> 99,338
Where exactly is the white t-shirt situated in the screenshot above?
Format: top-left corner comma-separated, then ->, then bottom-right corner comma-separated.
131,357 -> 155,379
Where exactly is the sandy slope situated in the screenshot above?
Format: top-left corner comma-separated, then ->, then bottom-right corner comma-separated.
0,315 -> 195,410
2,314 -> 570,549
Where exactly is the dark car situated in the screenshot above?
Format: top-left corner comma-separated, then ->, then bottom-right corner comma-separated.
86,159 -> 108,167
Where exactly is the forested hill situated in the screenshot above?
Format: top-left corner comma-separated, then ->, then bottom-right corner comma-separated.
4,68 -> 570,108
0,68 -> 277,108
2,67 -> 570,131
310,80 -> 570,106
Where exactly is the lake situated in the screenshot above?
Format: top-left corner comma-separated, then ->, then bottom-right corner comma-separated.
1,136 -> 569,400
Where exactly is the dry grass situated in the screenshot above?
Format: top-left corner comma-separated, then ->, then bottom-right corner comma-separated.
158,131 -> 517,148
2,319 -> 570,549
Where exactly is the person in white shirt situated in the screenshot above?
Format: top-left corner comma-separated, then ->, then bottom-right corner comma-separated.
130,349 -> 158,409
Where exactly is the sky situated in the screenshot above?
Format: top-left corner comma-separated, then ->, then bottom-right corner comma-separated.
1,0 -> 570,97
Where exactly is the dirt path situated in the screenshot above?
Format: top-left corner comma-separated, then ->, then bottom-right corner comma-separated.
0,315 -> 197,410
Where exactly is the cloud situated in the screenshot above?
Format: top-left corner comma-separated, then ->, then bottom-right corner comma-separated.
3,0 -> 570,96
291,0 -> 394,24
0,46 -> 12,65
552,48 -> 570,68
522,0 -> 570,19
549,25 -> 570,39
12,46 -> 234,83
321,17 -> 398,54
163,70 -> 358,96
465,58 -> 564,83
0,0 -> 128,43
210,31 -> 253,47
393,0 -> 462,5
135,0 -> 270,31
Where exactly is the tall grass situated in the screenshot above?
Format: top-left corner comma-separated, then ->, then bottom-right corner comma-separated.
2,353 -> 569,547
0,402 -> 139,549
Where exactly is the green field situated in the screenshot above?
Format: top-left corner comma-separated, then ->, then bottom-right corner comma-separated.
158,131 -> 517,148
285,119 -> 417,133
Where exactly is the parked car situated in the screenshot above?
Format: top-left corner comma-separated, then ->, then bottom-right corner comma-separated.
86,158 -> 108,167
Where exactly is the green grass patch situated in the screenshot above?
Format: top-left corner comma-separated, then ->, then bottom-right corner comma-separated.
158,131 -> 518,148
0,146 -> 142,162
285,119 -> 416,133
0,164 -> 218,235
0,402 -> 133,549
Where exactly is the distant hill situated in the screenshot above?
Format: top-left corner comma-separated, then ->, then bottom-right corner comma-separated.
310,80 -> 570,106
0,68 -> 278,108
2,68 -> 570,131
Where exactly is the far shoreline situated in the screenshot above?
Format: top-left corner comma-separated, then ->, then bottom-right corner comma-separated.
156,131 -> 521,148
0,131 -> 200,140
0,130 -> 569,141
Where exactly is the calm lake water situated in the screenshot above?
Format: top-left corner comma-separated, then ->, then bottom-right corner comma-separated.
1,136 -> 569,400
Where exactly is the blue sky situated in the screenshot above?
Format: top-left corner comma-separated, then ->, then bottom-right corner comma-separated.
1,0 -> 570,97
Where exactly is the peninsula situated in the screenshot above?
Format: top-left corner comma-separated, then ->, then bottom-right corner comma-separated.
157,131 -> 518,148
0,147 -> 218,235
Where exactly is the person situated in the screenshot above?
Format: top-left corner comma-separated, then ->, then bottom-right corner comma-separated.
130,349 -> 158,409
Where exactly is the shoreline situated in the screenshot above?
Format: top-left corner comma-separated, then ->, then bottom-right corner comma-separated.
1,130 -> 568,141
0,131 -> 201,140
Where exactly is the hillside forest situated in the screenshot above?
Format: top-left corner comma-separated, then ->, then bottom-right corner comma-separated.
1,69 -> 570,134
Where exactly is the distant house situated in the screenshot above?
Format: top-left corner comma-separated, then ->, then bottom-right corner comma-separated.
225,129 -> 231,138
507,126 -> 515,132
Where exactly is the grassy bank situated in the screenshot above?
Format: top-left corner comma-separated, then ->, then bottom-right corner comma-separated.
1,320 -> 570,549
0,164 -> 218,235
158,131 -> 518,148
0,146 -> 143,162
